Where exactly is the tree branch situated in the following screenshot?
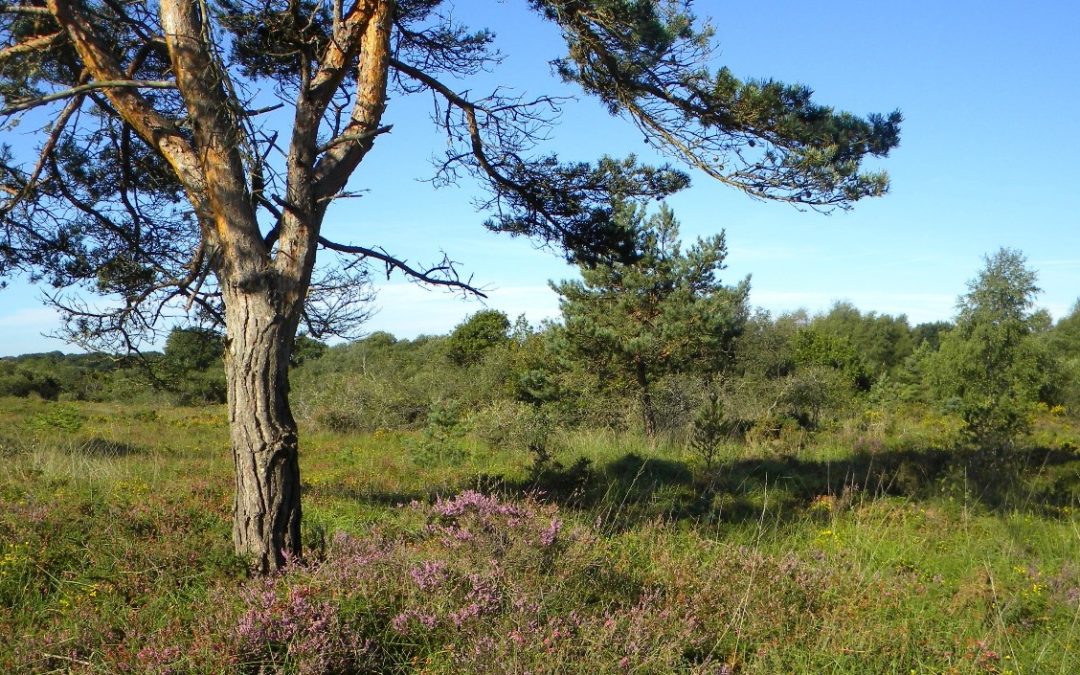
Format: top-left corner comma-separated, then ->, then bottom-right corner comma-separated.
45,0 -> 213,232
0,31 -> 64,64
310,0 -> 393,202
389,58 -> 536,207
160,0 -> 266,273
0,3 -> 51,15
315,124 -> 392,155
0,88 -> 83,216
0,80 -> 176,116
317,236 -> 487,298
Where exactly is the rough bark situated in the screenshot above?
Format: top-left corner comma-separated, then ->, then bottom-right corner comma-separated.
223,282 -> 302,573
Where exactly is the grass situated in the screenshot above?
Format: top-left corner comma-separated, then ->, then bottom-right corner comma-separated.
2,396 -> 1079,673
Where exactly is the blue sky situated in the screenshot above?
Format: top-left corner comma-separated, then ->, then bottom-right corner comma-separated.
2,0 -> 1079,355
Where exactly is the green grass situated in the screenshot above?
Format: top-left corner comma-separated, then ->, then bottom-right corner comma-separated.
2,396 -> 1079,673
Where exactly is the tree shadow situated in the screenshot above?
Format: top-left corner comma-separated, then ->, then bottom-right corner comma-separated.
732,445 -> 1080,523
502,445 -> 1080,529
309,482 -> 445,507
477,452 -> 706,530
328,444 -> 1080,531
76,437 -> 144,457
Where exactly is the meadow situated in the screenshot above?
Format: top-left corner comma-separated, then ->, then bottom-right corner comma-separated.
2,396 -> 1079,673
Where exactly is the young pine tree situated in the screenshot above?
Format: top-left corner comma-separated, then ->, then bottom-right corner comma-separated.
553,201 -> 749,435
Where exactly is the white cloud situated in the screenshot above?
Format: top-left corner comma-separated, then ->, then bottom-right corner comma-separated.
0,306 -> 59,328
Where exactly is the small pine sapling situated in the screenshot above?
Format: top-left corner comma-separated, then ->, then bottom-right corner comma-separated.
690,390 -> 733,471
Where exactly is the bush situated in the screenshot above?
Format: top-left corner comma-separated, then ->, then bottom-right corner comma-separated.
411,400 -> 469,466
25,402 -> 85,433
0,371 -> 61,399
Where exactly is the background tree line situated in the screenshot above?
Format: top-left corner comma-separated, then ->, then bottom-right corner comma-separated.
278,243 -> 1080,461
9,233 -> 1078,461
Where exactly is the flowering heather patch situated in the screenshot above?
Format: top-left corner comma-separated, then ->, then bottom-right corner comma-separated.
201,491 -> 740,673
134,645 -> 182,674
14,478 -> 1076,673
408,559 -> 449,591
234,576 -> 367,674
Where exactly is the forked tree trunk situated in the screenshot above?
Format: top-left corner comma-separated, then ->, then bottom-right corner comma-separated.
223,285 -> 302,573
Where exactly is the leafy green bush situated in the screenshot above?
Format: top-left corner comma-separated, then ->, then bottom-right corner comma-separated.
0,370 -> 61,399
446,310 -> 511,366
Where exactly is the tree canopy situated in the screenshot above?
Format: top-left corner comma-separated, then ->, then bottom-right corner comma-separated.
0,1 -> 901,346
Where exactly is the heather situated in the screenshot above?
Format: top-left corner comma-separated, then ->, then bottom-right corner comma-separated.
2,397 -> 1079,673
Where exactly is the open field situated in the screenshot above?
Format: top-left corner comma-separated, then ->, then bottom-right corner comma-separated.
2,396 -> 1080,673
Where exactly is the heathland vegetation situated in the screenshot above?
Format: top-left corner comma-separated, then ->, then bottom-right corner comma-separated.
1,1 -> 1076,672
2,245 -> 1080,672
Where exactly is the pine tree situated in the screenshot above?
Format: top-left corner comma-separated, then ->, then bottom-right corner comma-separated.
553,200 -> 749,435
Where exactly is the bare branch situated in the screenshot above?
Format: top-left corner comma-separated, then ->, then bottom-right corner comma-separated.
0,80 -> 177,116
389,58 -> 527,195
317,236 -> 487,298
301,262 -> 375,339
243,102 -> 285,117
316,124 -> 391,154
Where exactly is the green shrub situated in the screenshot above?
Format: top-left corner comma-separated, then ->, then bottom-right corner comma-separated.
411,400 -> 469,466
26,402 -> 85,433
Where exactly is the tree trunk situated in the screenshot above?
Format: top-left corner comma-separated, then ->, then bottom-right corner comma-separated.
635,359 -> 657,436
223,284 -> 302,573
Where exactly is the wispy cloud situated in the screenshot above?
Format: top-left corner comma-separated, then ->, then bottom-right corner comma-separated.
0,306 -> 59,328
